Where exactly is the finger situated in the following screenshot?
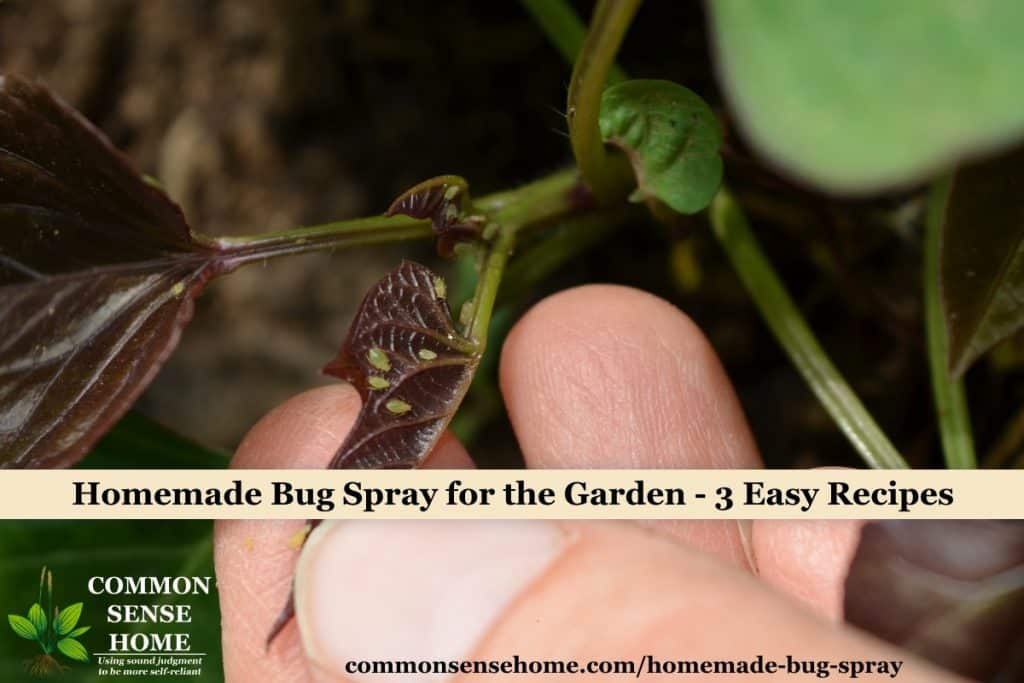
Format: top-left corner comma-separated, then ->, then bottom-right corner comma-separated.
753,519 -> 867,622
294,519 -> 958,683
500,285 -> 762,566
214,384 -> 473,683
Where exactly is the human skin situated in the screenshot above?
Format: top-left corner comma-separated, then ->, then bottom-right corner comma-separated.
214,285 -> 963,682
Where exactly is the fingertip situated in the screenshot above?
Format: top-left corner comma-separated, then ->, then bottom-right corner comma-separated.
232,384 -> 362,469
500,284 -> 760,470
753,519 -> 867,622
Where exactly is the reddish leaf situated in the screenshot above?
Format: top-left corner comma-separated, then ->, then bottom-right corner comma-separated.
0,75 -> 228,468
385,175 -> 482,257
844,520 -> 1024,682
266,260 -> 480,644
322,259 -> 480,468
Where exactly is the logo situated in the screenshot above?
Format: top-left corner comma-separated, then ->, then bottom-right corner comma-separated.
7,566 -> 90,677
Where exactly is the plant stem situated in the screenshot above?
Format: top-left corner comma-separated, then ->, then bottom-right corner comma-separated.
520,0 -> 627,84
925,179 -> 977,468
567,0 -> 640,202
215,215 -> 433,267
464,170 -> 592,346
467,228 -> 516,347
709,188 -> 909,469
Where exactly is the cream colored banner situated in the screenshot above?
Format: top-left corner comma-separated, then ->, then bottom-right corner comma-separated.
0,469 -> 1019,519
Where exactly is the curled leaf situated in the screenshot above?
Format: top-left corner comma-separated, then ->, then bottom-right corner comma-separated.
845,520 -> 1024,681
0,75 -> 227,468
598,79 -> 723,215
323,260 -> 480,468
267,260 -> 481,646
386,175 -> 482,256
939,144 -> 1024,377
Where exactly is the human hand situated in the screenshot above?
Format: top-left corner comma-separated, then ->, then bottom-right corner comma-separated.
214,285 -> 960,682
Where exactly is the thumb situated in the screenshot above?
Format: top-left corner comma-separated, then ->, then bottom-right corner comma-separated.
293,520 -> 960,682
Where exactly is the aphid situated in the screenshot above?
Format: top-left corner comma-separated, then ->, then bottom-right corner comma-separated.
432,276 -> 447,300
170,281 -> 185,297
367,347 -> 391,372
367,376 -> 390,390
417,349 -> 438,361
385,398 -> 412,415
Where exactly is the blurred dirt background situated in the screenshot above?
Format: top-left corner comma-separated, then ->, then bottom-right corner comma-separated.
2,0 -> 1019,467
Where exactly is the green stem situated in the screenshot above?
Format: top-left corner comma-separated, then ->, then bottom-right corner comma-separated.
709,189 -> 908,470
925,179 -> 976,468
464,170 -> 591,346
567,0 -> 640,202
520,0 -> 627,84
467,228 -> 516,347
215,215 -> 433,267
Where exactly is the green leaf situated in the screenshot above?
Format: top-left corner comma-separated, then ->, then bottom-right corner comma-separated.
27,603 -> 46,638
7,614 -> 36,640
56,637 -> 89,663
68,626 -> 91,638
598,79 -> 722,214
53,602 -> 82,635
938,144 -> 1024,377
708,0 -> 1024,193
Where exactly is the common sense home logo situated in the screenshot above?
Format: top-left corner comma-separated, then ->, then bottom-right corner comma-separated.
7,566 -> 90,676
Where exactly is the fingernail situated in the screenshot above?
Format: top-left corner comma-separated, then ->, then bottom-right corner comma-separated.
294,520 -> 565,682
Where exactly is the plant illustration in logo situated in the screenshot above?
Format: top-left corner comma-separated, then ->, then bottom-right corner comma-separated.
7,566 -> 90,676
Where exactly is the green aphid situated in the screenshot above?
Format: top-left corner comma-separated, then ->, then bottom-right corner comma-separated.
443,184 -> 461,201
367,347 -> 391,372
433,276 -> 447,300
368,376 -> 390,390
417,349 -> 438,361
459,299 -> 474,327
385,398 -> 412,415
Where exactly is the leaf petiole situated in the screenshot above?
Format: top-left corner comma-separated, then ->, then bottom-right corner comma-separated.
709,188 -> 909,470
566,0 -> 640,203
924,179 -> 976,468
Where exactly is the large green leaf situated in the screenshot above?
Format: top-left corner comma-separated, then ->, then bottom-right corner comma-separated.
707,0 -> 1024,193
598,79 -> 722,214
937,145 -> 1024,376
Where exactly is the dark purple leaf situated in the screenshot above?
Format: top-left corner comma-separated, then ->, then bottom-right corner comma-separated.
266,260 -> 481,644
0,75 -> 229,468
322,259 -> 480,468
845,520 -> 1024,682
940,144 -> 1024,377
385,175 -> 482,257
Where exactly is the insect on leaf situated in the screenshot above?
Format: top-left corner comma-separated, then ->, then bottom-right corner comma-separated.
598,79 -> 723,215
844,520 -> 1024,682
322,260 -> 480,468
0,75 -> 235,468
266,261 -> 480,646
385,175 -> 482,257
939,144 -> 1024,377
